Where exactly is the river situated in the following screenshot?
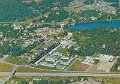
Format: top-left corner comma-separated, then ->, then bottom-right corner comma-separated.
68,22 -> 120,29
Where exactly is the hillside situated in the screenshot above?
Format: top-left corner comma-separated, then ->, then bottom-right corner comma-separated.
0,0 -> 72,22
0,0 -> 33,22
0,0 -> 119,24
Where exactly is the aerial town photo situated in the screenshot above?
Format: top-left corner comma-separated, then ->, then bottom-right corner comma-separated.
0,0 -> 120,84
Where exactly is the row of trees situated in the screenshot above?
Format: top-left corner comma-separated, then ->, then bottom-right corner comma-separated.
7,76 -> 91,84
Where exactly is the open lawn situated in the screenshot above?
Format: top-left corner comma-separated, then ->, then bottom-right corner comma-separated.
0,63 -> 13,72
5,56 -> 28,65
58,48 -> 68,54
34,43 -> 45,49
47,61 -> 54,64
0,75 -> 8,79
32,65 -> 57,70
94,59 -> 100,64
5,76 -> 27,84
16,66 -> 48,72
61,59 -> 69,62
67,59 -> 82,71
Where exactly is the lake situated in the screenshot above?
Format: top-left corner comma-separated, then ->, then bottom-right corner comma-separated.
68,22 -> 120,29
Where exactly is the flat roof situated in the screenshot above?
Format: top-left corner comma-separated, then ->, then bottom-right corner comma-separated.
100,54 -> 114,62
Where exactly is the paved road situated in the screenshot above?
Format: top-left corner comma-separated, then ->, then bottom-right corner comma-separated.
0,72 -> 11,76
0,72 -> 11,84
0,58 -> 19,84
1,72 -> 120,77
1,56 -> 120,83
0,66 -> 17,84
14,72 -> 120,77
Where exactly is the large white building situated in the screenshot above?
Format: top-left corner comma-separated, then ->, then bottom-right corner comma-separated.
99,54 -> 114,62
82,56 -> 94,65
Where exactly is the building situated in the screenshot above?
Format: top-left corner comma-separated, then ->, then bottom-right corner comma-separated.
60,58 -> 74,65
61,56 -> 70,60
99,54 -> 114,62
82,56 -> 94,65
45,56 -> 58,62
48,45 -> 61,54
60,40 -> 75,49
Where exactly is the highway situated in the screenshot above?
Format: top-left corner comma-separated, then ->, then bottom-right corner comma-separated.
1,72 -> 120,77
0,72 -> 11,76
15,72 -> 120,77
1,72 -> 120,84
0,72 -> 120,77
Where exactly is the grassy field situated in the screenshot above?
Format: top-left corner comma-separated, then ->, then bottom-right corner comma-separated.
61,59 -> 69,62
94,59 -> 100,64
67,59 -> 82,71
34,44 -> 45,49
16,66 -> 48,72
5,76 -> 27,84
58,48 -> 68,54
5,56 -> 28,65
0,63 -> 13,72
0,75 -> 8,79
32,65 -> 57,70
103,78 -> 120,84
96,77 -> 120,84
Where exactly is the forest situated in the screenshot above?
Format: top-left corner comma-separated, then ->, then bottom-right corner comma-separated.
0,0 -> 120,23
70,27 -> 120,56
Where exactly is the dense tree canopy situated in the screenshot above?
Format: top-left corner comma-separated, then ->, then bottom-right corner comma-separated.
71,27 -> 120,56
